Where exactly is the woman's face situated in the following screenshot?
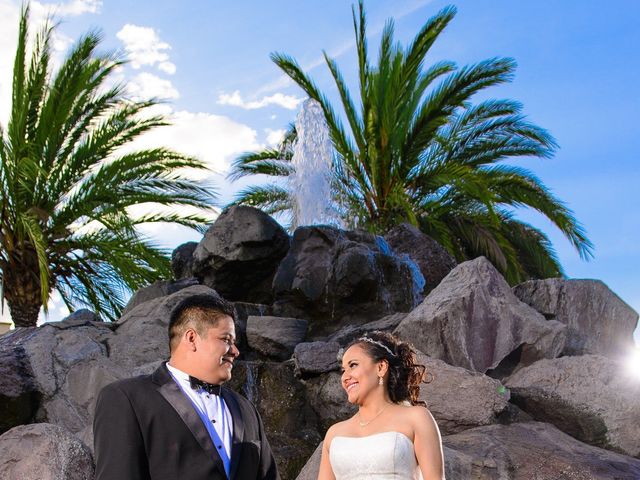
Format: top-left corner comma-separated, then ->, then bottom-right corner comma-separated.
340,344 -> 384,404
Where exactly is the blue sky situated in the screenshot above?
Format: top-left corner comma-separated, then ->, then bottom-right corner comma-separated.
0,0 -> 638,344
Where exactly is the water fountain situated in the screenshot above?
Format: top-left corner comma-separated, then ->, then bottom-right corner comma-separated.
290,98 -> 343,228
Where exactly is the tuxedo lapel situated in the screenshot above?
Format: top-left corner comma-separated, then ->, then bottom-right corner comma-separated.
222,388 -> 244,480
153,364 -> 227,477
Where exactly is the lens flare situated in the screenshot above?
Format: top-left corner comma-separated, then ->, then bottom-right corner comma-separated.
626,348 -> 640,379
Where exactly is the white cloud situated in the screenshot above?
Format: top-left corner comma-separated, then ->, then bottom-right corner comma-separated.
128,72 -> 179,100
116,24 -> 175,73
265,128 -> 285,146
158,61 -> 176,75
120,109 -> 260,176
31,0 -> 102,17
217,90 -> 302,110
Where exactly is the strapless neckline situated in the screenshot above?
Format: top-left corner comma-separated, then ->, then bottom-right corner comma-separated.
330,431 -> 422,480
332,430 -> 413,444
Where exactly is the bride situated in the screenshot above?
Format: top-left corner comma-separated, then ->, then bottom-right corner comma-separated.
317,331 -> 445,480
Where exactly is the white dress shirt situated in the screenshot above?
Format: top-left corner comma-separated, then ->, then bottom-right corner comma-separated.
166,362 -> 234,463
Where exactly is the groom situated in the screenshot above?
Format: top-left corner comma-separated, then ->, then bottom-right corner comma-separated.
93,293 -> 280,480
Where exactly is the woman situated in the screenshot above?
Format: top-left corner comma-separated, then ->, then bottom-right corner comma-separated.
318,331 -> 445,480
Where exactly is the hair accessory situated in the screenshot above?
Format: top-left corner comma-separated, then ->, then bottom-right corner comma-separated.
357,336 -> 396,357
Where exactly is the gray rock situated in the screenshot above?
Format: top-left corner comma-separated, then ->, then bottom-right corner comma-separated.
273,226 -> 424,336
109,285 -> 223,370
227,360 -> 321,480
246,316 -> 307,360
62,309 -> 102,323
294,342 -> 341,376
295,442 -> 323,480
327,313 -> 407,346
304,372 -> 356,432
417,353 -> 510,435
122,277 -> 199,316
193,205 -> 290,303
395,257 -> 567,375
505,354 -> 640,458
0,423 -> 94,480
384,223 -> 456,295
0,322 -> 123,435
171,241 -> 198,279
233,302 -> 273,359
513,278 -> 639,357
444,421 -> 640,479
295,422 -> 640,480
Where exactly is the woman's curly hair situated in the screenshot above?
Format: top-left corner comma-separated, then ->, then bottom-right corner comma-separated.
346,331 -> 428,406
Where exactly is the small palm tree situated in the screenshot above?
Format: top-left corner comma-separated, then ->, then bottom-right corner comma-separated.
0,5 -> 216,327
229,2 -> 593,283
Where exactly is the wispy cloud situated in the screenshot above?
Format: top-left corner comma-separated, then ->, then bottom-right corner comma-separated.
265,128 -> 286,146
256,0 -> 437,96
217,90 -> 303,110
116,23 -> 175,73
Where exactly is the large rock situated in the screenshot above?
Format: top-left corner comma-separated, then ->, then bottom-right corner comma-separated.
327,313 -> 406,346
0,423 -> 94,480
417,353 -> 510,435
505,354 -> 640,458
109,285 -> 224,370
273,226 -> 424,336
228,361 -> 321,480
121,277 -> 199,316
384,223 -> 456,295
171,241 -> 198,279
395,257 -> 567,375
444,422 -> 640,479
293,341 -> 341,376
513,278 -> 639,357
304,372 -> 356,432
246,316 -> 308,360
0,320 -> 124,435
193,206 -> 290,303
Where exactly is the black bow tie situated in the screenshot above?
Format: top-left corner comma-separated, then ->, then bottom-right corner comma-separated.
189,376 -> 221,395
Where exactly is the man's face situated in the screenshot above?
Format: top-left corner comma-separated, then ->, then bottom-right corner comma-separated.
192,315 -> 239,384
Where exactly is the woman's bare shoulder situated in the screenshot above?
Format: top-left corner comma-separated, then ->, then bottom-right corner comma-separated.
324,418 -> 354,448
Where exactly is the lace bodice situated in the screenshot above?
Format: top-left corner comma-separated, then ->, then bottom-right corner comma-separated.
329,431 -> 423,480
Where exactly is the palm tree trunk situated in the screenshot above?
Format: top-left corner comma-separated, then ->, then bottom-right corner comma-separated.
3,262 -> 43,328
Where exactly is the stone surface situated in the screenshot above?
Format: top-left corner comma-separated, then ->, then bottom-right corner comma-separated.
62,309 -> 102,323
506,354 -> 640,458
109,285 -> 223,370
193,205 -> 290,303
444,422 -> 640,479
293,341 -> 341,376
395,257 -> 567,375
384,223 -> 456,295
0,320 -> 123,435
246,316 -> 308,360
304,372 -> 356,432
295,442 -> 323,480
513,278 -> 639,357
121,277 -> 199,316
233,302 -> 273,359
273,226 -> 424,335
228,361 -> 321,480
171,241 -> 198,279
0,423 -> 94,480
327,313 -> 406,346
417,353 -> 510,435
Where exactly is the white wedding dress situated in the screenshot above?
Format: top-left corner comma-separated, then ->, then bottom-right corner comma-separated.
329,431 -> 423,480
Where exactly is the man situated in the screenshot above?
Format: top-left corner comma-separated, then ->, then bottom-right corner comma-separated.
93,293 -> 280,480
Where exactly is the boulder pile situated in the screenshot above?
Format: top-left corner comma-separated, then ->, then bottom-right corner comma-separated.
0,206 -> 637,480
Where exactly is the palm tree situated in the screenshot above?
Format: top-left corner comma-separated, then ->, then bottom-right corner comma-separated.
0,5 -> 216,327
229,2 -> 593,283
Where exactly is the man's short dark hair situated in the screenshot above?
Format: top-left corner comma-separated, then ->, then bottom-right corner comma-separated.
168,293 -> 236,352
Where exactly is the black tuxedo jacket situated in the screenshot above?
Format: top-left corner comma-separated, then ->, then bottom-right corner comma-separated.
93,363 -> 279,480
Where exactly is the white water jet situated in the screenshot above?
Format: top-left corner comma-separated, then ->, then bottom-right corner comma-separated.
290,98 -> 343,228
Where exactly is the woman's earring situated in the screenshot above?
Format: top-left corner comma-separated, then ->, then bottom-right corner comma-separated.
378,376 -> 384,386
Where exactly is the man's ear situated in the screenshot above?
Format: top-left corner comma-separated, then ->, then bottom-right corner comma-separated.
185,328 -> 198,351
